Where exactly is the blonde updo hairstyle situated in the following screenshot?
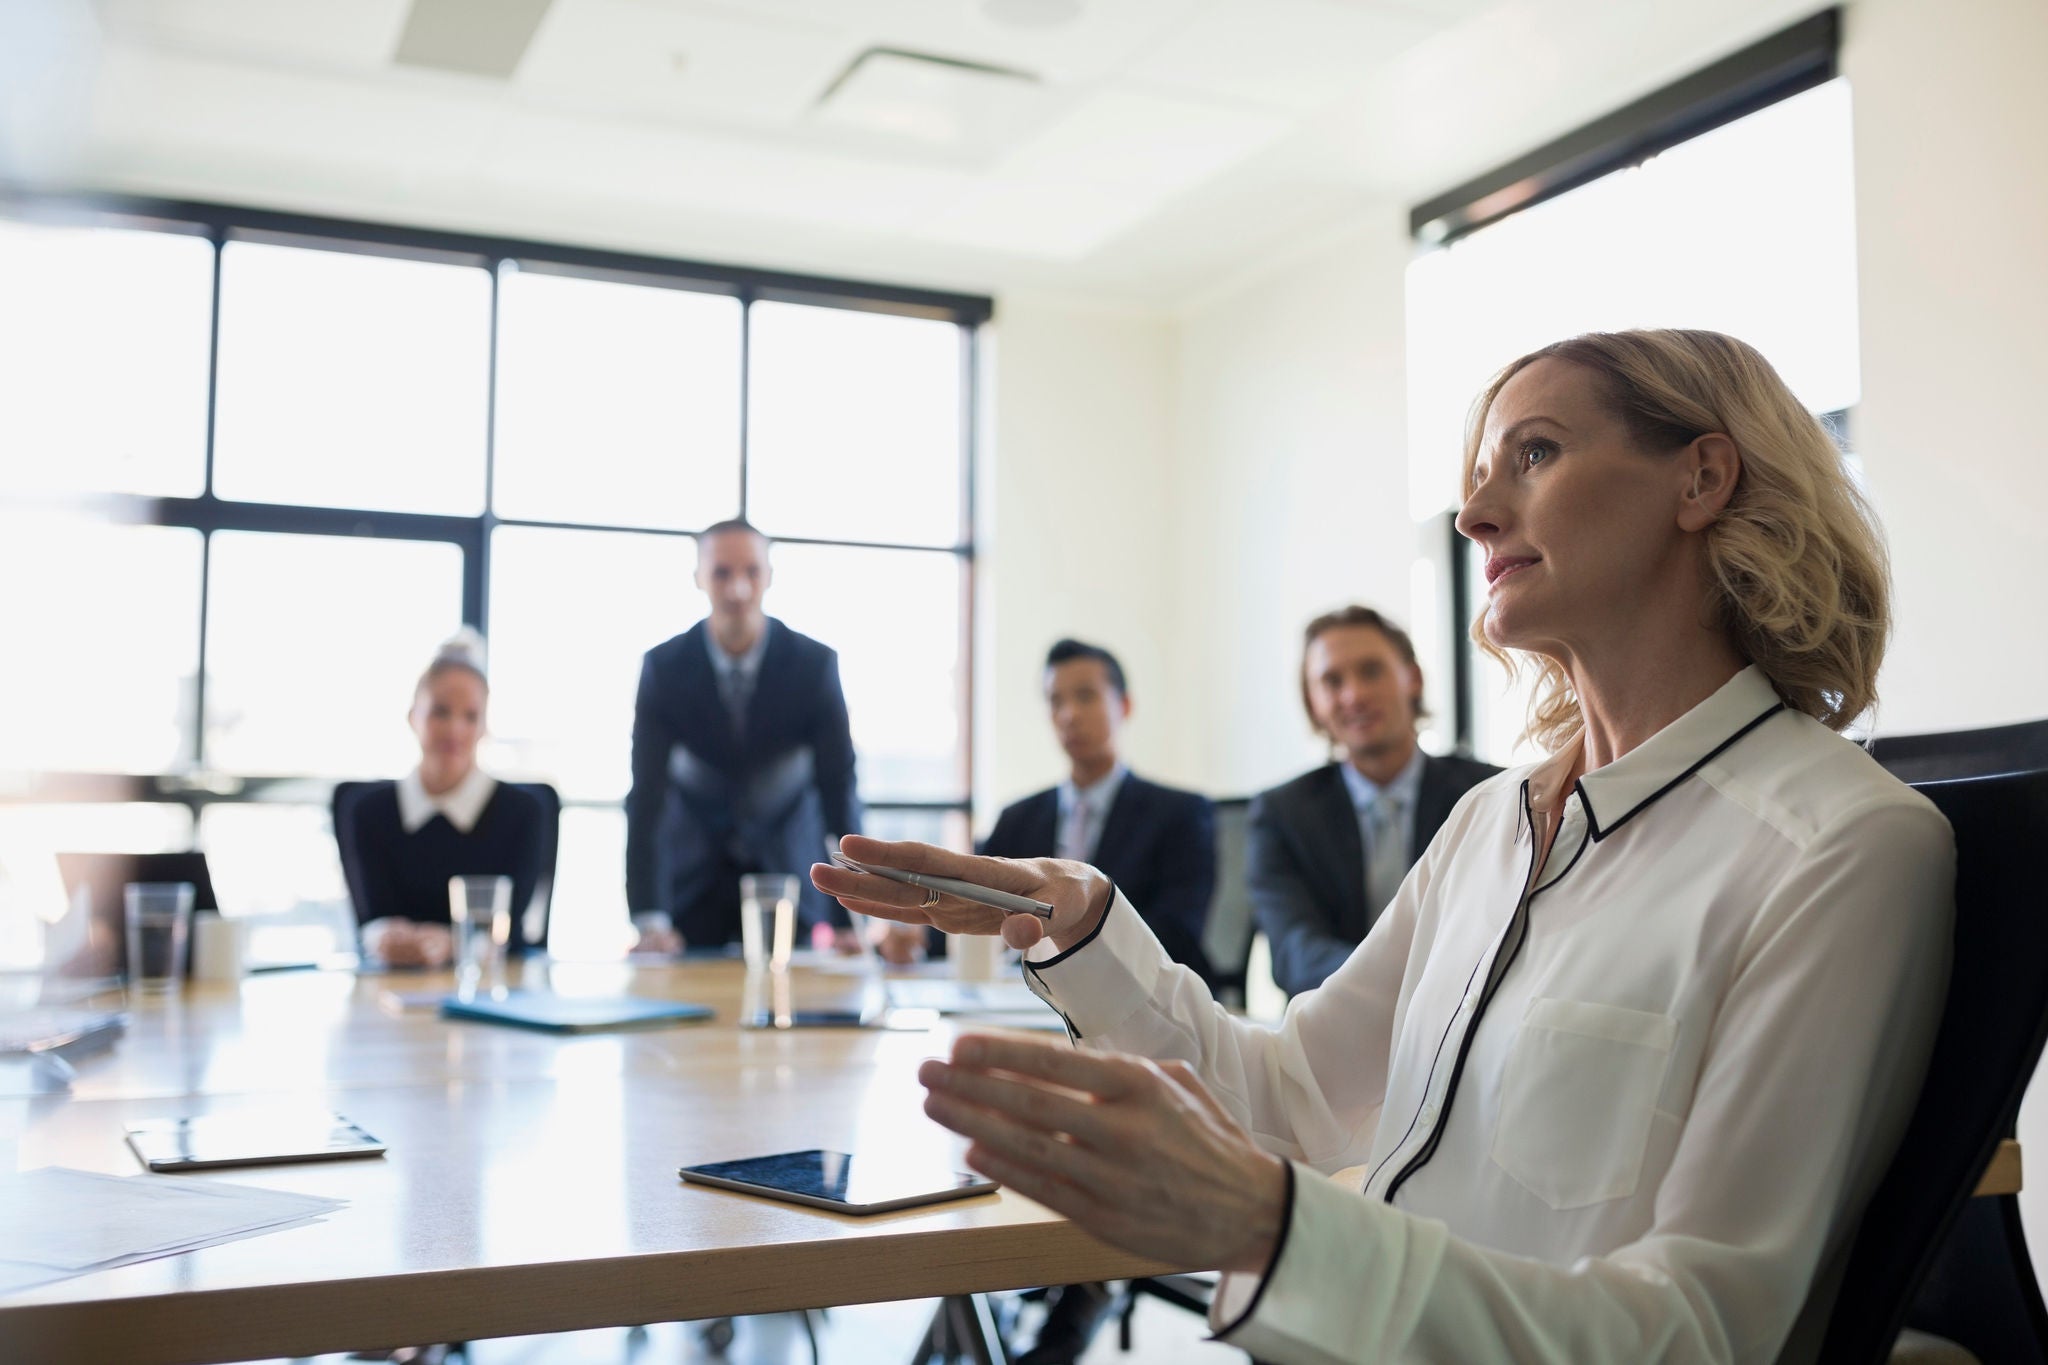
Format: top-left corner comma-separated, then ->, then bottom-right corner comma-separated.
1462,329 -> 1890,753
415,627 -> 489,701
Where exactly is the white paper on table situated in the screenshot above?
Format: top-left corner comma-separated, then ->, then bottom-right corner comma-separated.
0,1167 -> 346,1298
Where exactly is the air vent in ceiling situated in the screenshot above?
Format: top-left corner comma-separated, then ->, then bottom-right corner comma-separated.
394,0 -> 553,79
814,47 -> 1045,152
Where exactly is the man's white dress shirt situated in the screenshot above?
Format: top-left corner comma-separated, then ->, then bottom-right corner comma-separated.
1022,666 -> 1954,1364
704,626 -> 770,732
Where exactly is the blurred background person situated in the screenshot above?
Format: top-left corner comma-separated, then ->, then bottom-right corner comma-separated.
1251,607 -> 1497,996
970,638 -> 1214,979
627,519 -> 862,952
335,630 -> 545,967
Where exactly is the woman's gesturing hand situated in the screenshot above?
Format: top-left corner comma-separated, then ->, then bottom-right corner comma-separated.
810,835 -> 1112,954
920,1033 -> 1290,1275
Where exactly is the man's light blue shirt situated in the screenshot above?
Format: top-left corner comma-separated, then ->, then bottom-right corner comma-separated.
1057,764 -> 1128,863
1340,746 -> 1426,868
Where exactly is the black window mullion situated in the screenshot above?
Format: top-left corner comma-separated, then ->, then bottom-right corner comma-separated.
192,228 -> 225,768
193,530 -> 211,769
736,290 -> 754,522
958,323 -> 980,809
477,257 -> 504,635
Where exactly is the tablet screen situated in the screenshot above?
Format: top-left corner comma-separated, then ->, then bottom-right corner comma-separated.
125,1111 -> 387,1172
679,1149 -> 995,1214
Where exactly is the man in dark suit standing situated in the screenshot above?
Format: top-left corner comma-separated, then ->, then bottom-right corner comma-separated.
626,519 -> 860,949
978,639 -> 1216,1365
1252,605 -> 1498,997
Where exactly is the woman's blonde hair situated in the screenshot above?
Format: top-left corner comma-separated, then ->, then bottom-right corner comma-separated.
1462,329 -> 1889,752
414,626 -> 489,700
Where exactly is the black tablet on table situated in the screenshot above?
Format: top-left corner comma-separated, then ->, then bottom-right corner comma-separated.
679,1149 -> 997,1214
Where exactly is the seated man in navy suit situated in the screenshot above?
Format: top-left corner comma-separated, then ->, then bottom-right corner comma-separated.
971,638 -> 1218,1365
980,639 -> 1217,983
1251,604 -> 1498,996
626,520 -> 860,950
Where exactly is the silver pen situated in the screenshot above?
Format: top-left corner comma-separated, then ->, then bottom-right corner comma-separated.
828,852 -> 1056,920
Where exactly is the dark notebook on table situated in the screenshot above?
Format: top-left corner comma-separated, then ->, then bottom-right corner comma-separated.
439,990 -> 713,1033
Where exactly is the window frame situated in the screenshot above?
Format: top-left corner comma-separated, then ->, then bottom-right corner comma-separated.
0,193 -> 988,839
1407,13 -> 1846,755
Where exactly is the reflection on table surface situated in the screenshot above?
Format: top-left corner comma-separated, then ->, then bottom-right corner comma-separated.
0,958 -> 1179,1365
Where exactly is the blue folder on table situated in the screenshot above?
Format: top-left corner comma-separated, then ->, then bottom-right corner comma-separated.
439,991 -> 713,1033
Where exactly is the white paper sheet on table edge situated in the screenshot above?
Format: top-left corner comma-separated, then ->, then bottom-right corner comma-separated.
0,1166 -> 347,1299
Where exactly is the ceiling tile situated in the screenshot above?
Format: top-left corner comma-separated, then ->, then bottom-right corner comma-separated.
516,0 -> 860,127
93,0 -> 414,70
1128,0 -> 1441,111
664,0 -> 1203,84
997,87 -> 1288,189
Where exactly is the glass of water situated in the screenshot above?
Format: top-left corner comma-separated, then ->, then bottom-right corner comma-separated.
124,882 -> 195,994
738,873 -> 800,972
447,874 -> 514,1000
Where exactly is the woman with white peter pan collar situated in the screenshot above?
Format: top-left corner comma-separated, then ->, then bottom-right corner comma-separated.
336,630 -> 546,969
815,329 -> 1954,1365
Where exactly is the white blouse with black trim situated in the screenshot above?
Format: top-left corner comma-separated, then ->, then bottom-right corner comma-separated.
1020,665 -> 1955,1365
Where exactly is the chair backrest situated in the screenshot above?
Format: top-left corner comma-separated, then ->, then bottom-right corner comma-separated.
329,780 -> 376,938
1201,799 -> 1256,1002
511,782 -> 562,953
1868,717 -> 2048,785
329,779 -> 563,955
1818,768 -> 2048,1364
53,850 -> 220,984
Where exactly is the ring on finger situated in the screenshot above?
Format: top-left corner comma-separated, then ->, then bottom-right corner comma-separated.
920,886 -> 942,909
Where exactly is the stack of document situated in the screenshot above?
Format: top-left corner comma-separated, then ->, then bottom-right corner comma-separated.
884,979 -> 1047,1015
884,979 -> 1064,1030
0,1167 -> 345,1298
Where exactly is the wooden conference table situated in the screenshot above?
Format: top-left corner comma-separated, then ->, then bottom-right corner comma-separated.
0,958 -> 1184,1364
0,959 -> 2024,1364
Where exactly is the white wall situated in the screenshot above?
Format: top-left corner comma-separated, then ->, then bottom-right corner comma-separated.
1846,0 -> 2048,735
975,294 -> 1180,829
980,210 -> 1426,814
1165,210 -> 1424,798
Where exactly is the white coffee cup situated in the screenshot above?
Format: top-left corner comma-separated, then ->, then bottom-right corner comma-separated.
191,914 -> 248,983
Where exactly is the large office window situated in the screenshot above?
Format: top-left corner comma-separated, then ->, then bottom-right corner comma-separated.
0,201 -> 988,959
1405,73 -> 1859,764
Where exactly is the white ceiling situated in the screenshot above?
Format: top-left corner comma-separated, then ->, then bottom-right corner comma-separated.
2,0 -> 1831,309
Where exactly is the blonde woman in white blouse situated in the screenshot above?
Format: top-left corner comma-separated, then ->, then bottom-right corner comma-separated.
815,330 -> 1954,1365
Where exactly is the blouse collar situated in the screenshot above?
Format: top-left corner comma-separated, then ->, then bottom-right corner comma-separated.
397,764 -> 498,835
1528,665 -> 1786,840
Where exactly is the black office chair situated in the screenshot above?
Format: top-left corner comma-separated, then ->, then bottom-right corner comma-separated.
1817,767 -> 2048,1364
330,779 -> 562,955
1869,717 -> 2048,785
54,850 -> 221,983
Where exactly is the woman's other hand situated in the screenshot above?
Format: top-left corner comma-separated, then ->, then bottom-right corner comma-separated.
371,920 -> 454,969
920,1033 -> 1289,1274
811,835 -> 1111,954
875,923 -> 929,965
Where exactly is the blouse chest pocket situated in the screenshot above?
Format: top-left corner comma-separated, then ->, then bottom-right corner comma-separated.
1489,997 -> 1677,1211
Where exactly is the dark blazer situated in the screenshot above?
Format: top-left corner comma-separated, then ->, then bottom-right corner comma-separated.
980,773 -> 1218,986
626,617 -> 860,946
1250,753 -> 1499,997
334,780 -> 546,954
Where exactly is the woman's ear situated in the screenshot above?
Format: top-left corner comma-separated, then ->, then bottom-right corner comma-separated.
1678,433 -> 1742,532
